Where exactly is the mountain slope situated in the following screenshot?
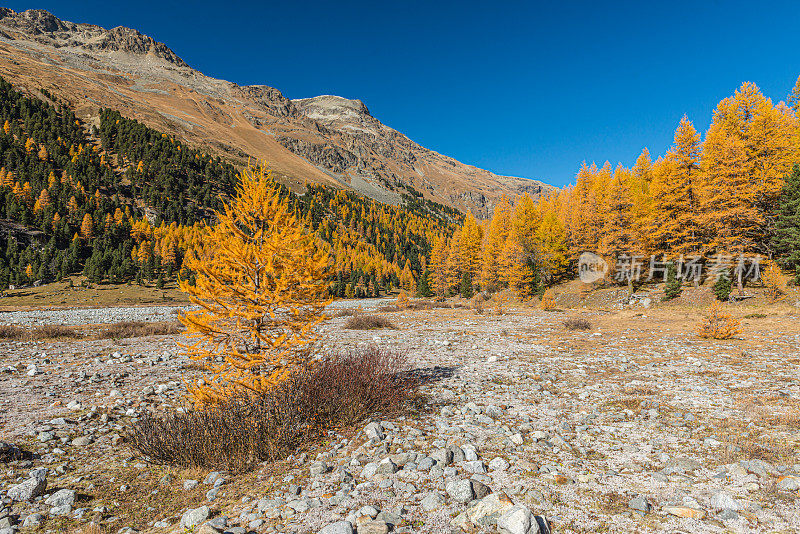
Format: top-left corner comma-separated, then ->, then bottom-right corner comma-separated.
0,8 -> 552,216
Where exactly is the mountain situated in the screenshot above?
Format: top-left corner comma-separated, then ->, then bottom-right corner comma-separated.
0,8 -> 552,216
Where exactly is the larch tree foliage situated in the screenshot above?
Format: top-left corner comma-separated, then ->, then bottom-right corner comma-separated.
599,164 -> 637,259
459,213 -> 483,285
630,148 -> 654,251
481,196 -> 513,291
179,163 -> 330,406
771,163 -> 800,269
648,116 -> 702,255
699,82 -> 799,257
567,162 -> 600,256
511,193 -> 541,260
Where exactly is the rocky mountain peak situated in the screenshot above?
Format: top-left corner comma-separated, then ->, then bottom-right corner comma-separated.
0,8 -> 188,67
292,95 -> 379,132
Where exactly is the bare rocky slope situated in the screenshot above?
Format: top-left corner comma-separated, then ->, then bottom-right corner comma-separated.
0,8 -> 552,215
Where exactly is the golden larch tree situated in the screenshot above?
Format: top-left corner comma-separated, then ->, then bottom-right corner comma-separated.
80,213 -> 93,239
481,196 -> 513,291
698,82 -> 799,256
179,162 -> 330,406
648,116 -> 703,255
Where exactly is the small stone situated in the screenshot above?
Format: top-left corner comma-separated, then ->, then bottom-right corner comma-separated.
45,489 -> 76,507
358,520 -> 389,534
498,506 -> 539,534
183,480 -> 199,490
180,505 -> 210,529
421,492 -> 445,511
628,495 -> 651,513
466,491 -> 515,527
8,476 -> 47,502
489,457 -> 510,471
364,422 -> 385,441
375,458 -> 398,474
309,461 -> 329,476
471,479 -> 491,499
431,448 -> 454,466
709,491 -> 741,511
71,435 -> 92,447
446,479 -> 474,503
777,475 -> 800,491
22,514 -> 43,527
318,521 -> 354,534
463,460 -> 487,473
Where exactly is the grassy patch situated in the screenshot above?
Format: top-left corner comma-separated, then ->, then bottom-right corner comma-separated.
563,317 -> 592,331
344,315 -> 395,330
98,320 -> 183,339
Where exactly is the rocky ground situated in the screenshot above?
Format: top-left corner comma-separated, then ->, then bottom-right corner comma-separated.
1,299 -> 799,533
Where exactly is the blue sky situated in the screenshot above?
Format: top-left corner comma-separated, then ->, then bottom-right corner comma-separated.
8,1 -> 800,186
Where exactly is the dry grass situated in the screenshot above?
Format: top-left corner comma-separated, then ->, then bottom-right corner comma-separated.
0,324 -> 24,339
98,320 -> 183,339
130,348 -> 416,471
344,315 -> 395,330
0,324 -> 84,341
563,317 -> 592,331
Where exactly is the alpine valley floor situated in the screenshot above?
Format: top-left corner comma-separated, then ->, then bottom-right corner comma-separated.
1,298 -> 799,533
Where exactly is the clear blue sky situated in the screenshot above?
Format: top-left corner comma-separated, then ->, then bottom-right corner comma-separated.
7,1 -> 800,187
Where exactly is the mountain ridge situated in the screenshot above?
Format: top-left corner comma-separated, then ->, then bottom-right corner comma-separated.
0,7 -> 553,215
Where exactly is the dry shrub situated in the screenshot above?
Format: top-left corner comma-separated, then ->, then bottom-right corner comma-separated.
344,315 -> 395,330
129,348 -> 415,471
0,325 -> 24,339
471,294 -> 485,315
697,301 -> 742,339
540,288 -> 557,311
99,321 -> 182,339
563,317 -> 592,331
30,325 -> 82,340
0,324 -> 82,341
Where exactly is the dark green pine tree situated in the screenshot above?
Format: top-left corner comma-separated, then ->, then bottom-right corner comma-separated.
771,164 -> 800,269
416,269 -> 433,297
460,271 -> 474,299
662,262 -> 683,301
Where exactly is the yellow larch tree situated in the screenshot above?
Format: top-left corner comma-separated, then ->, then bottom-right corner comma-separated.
698,82 -> 799,256
630,148 -> 654,251
534,209 -> 568,284
648,116 -> 703,255
481,196 -> 513,291
399,260 -> 416,293
80,213 -> 93,239
179,162 -> 330,406
459,213 -> 483,284
600,164 -> 637,259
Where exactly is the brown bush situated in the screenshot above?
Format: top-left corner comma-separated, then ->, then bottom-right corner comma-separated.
129,348 -> 416,471
30,325 -> 82,340
344,315 -> 395,330
99,321 -> 183,339
563,317 -> 592,331
0,325 -> 24,339
0,324 -> 83,341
